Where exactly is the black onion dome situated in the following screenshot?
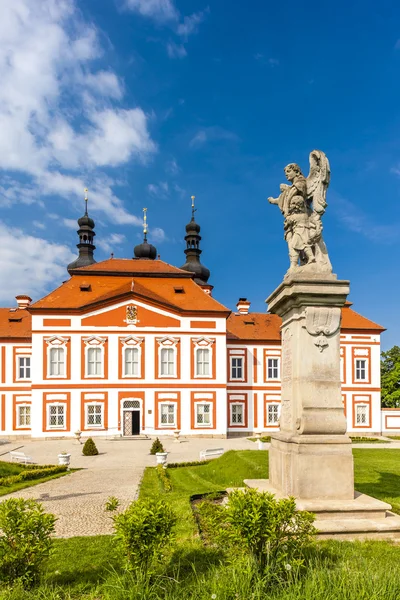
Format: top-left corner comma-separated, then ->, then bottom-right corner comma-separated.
186,218 -> 200,234
181,259 -> 210,284
134,239 -> 157,260
78,214 -> 95,229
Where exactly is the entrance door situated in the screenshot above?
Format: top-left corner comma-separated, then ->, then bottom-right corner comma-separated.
132,411 -> 140,435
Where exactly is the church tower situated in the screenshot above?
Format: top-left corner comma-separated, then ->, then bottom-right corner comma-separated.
67,189 -> 96,274
180,196 -> 211,287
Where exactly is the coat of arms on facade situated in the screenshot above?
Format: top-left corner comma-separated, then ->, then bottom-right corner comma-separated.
126,305 -> 138,325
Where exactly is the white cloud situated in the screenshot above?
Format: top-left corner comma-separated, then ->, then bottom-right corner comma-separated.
124,0 -> 179,22
167,42 -> 187,59
147,181 -> 169,199
32,221 -> 46,230
63,218 -> 79,230
0,0 -> 156,224
0,221 -> 74,302
190,126 -> 239,148
97,233 -> 126,254
165,159 -> 180,175
176,10 -> 206,40
150,227 -> 166,243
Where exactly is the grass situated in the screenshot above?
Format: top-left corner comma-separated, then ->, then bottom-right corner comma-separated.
3,449 -> 400,599
248,435 -> 271,443
388,435 -> 400,440
350,436 -> 386,443
0,461 -> 73,495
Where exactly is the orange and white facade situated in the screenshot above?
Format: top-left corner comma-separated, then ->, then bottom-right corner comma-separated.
0,259 -> 387,439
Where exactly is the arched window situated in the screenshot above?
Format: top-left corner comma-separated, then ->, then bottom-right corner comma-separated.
50,347 -> 65,376
87,347 -> 102,376
160,348 -> 175,376
124,347 -> 139,376
196,348 -> 210,376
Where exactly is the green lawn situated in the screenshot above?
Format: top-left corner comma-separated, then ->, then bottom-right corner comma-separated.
2,449 -> 400,599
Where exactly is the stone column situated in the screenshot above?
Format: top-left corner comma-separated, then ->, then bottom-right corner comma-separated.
267,276 -> 354,501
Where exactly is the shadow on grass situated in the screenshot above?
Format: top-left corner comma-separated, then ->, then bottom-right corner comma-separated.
355,470 -> 400,512
165,545 -> 223,580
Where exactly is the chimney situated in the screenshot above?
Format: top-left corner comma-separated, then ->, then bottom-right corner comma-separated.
15,295 -> 32,310
236,298 -> 251,315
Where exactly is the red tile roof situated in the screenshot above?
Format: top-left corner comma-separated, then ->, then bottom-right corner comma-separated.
227,305 -> 385,342
69,258 -> 193,277
30,275 -> 230,315
0,308 -> 32,340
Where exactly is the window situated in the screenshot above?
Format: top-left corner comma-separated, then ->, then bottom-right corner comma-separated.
230,403 -> 244,425
49,347 -> 65,376
86,404 -> 102,427
18,356 -> 31,379
87,347 -> 102,376
355,359 -> 367,381
196,348 -> 210,376
230,357 -> 243,380
196,403 -> 211,427
267,358 -> 280,380
17,405 -> 31,427
356,404 -> 369,426
48,405 -> 65,429
267,404 -> 280,425
160,348 -> 175,376
124,347 -> 139,377
160,403 -> 176,426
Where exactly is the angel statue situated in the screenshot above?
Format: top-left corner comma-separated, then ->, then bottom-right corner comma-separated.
268,150 -> 332,278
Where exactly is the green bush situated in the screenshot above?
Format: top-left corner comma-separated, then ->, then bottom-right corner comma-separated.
82,437 -> 99,456
196,488 -> 316,583
113,498 -> 176,574
0,498 -> 56,587
105,496 -> 120,512
150,437 -> 165,455
167,460 -> 210,468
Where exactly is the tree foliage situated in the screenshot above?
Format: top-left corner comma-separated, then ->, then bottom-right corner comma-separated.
381,346 -> 400,408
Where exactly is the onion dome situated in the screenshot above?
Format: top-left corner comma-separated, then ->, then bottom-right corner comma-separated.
180,195 -> 211,285
133,208 -> 157,260
67,188 -> 96,274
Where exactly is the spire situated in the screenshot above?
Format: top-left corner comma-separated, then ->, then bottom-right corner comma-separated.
67,188 -> 97,274
133,207 -> 157,260
180,195 -> 210,285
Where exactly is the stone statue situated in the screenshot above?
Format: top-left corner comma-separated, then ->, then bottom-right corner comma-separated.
268,150 -> 332,277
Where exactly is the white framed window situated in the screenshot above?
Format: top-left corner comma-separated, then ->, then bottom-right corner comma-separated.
48,404 -> 65,429
49,347 -> 65,377
87,347 -> 102,377
230,403 -> 244,426
86,404 -> 103,428
160,403 -> 176,427
160,348 -> 175,377
230,356 -> 244,380
267,403 -> 280,425
355,359 -> 367,381
355,404 -> 369,426
266,358 -> 280,380
196,403 -> 212,427
196,348 -> 210,377
17,405 -> 31,427
124,347 -> 139,377
17,356 -> 31,380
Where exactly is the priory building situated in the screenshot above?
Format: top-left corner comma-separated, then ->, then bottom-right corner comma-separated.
0,197 -> 394,439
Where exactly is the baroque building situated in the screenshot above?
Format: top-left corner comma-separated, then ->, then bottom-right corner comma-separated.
0,198 -> 391,439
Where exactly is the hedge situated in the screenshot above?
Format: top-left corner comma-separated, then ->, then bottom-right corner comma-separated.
156,465 -> 172,492
167,460 -> 210,469
0,465 -> 68,487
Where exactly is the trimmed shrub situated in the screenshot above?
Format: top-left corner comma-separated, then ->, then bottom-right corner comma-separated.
167,460 -> 210,468
0,498 -> 56,587
0,466 -> 68,487
113,498 -> 176,574
156,464 -> 172,492
82,437 -> 99,456
150,437 -> 165,455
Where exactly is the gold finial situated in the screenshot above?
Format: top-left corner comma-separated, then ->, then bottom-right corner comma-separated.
191,195 -> 196,219
143,207 -> 148,238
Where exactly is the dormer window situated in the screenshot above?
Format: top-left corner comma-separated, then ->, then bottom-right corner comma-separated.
80,283 -> 91,292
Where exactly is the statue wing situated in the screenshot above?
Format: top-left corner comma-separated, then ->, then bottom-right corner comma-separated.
306,150 -> 330,215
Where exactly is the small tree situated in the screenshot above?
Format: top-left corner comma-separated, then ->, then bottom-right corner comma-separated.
150,437 -> 165,455
381,346 -> 400,408
0,498 -> 56,587
82,437 -> 99,456
113,498 -> 176,574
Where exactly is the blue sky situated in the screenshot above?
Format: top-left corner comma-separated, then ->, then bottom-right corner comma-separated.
0,0 -> 399,349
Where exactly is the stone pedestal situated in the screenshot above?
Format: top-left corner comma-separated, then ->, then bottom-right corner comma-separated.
267,275 -> 353,500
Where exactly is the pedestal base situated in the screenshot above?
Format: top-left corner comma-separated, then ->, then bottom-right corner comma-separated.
243,479 -> 400,540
